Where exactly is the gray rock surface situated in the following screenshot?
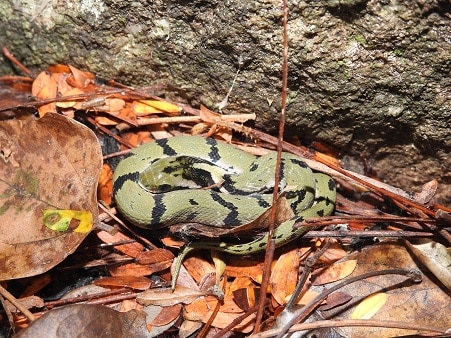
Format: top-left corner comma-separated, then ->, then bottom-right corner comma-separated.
0,0 -> 449,203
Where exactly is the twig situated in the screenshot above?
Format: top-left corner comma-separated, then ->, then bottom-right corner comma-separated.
197,298 -> 222,338
86,117 -> 134,149
0,284 -> 35,322
303,230 -> 434,238
2,47 -> 35,78
251,319 -> 448,337
273,268 -> 422,338
254,0 -> 289,332
286,241 -> 331,310
212,308 -> 258,338
136,113 -> 256,126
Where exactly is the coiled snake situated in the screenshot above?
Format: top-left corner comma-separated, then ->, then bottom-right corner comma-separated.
113,135 -> 336,289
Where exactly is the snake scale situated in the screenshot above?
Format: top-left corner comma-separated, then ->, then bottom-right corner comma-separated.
113,135 -> 336,289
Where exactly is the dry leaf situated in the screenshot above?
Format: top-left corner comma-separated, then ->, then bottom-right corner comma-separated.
96,230 -> 145,258
109,262 -> 170,277
136,248 -> 174,265
232,285 -> 258,311
285,289 -> 321,306
179,320 -> 203,338
270,248 -> 301,305
15,304 -> 147,337
351,292 -> 388,319
316,242 -> 451,337
106,98 -> 126,112
404,239 -> 451,290
132,101 -> 163,116
43,209 -> 92,233
224,257 -> 264,284
0,113 -> 102,280
55,78 -> 84,108
150,304 -> 182,326
97,163 -> 113,205
137,286 -> 206,306
94,276 -> 153,291
313,260 -> 357,285
139,100 -> 181,114
67,65 -> 95,89
318,291 -> 352,311
31,71 -> 57,117
184,296 -> 255,333
176,254 -> 216,290
47,64 -> 71,73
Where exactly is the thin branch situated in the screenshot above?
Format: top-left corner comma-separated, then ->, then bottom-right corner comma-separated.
251,318 -> 448,337
0,284 -> 35,322
273,268 -> 422,338
254,0 -> 289,332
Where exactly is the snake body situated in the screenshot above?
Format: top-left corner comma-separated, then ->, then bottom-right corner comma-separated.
113,135 -> 336,289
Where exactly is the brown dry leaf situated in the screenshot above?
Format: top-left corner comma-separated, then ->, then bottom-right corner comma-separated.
232,287 -> 257,311
116,106 -> 138,126
316,241 -> 348,264
318,291 -> 352,311
184,296 -> 255,333
67,65 -> 95,89
47,64 -> 71,73
180,254 -> 215,287
224,257 -> 264,283
15,304 -> 147,338
231,277 -> 258,310
316,242 -> 451,337
57,87 -> 86,109
229,276 -> 255,292
136,248 -> 174,265
96,230 -> 145,258
179,320 -> 203,338
137,286 -> 206,306
150,304 -> 182,326
20,274 -> 52,297
97,163 -> 113,205
287,289 -> 321,306
93,115 -> 118,125
199,104 -> 221,122
121,131 -> 153,148
270,248 -> 301,305
0,113 -> 102,280
109,262 -> 170,277
31,71 -> 57,117
5,295 -> 44,313
313,259 -> 357,285
403,239 -> 451,290
94,276 -> 153,291
106,98 -> 126,112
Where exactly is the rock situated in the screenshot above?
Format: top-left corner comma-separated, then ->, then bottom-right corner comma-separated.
0,0 -> 448,203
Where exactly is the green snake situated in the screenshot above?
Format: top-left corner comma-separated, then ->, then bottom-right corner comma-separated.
113,135 -> 336,289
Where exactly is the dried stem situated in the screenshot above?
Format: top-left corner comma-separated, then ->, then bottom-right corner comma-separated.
254,0 -> 289,332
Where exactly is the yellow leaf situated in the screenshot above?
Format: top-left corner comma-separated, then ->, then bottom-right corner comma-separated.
138,100 -> 181,113
132,101 -> 161,116
43,209 -> 92,233
351,292 -> 387,319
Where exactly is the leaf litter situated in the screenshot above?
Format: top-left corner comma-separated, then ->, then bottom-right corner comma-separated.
0,55 -> 449,338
